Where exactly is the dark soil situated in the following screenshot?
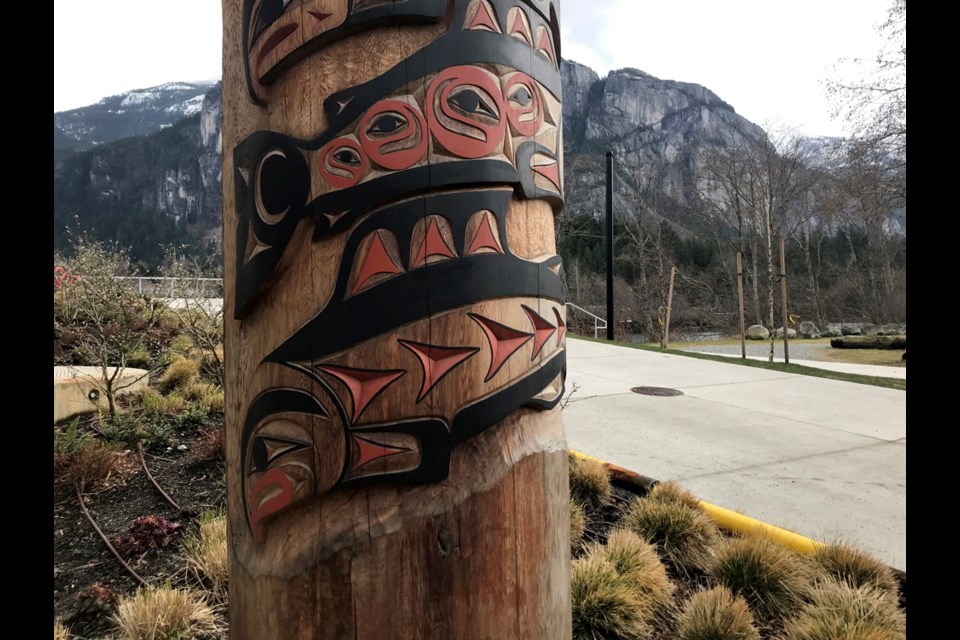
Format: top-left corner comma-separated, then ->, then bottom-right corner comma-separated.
53,416 -> 226,639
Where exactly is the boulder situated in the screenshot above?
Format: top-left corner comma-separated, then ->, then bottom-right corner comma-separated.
881,323 -> 904,335
774,327 -> 797,338
746,324 -> 770,340
840,324 -> 862,336
820,328 -> 841,338
797,321 -> 820,339
862,324 -> 881,336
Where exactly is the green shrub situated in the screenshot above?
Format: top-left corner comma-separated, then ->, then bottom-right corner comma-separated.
624,497 -> 719,575
675,586 -> 760,640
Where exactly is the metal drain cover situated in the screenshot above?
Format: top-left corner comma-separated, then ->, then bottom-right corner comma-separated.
631,386 -> 684,397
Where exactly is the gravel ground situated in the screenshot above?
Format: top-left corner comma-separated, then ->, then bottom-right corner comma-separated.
671,340 -> 831,361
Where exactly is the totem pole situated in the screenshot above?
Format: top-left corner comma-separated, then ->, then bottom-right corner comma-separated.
222,1 -> 569,637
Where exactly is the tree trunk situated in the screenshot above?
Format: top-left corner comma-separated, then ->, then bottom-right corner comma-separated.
221,1 -> 571,638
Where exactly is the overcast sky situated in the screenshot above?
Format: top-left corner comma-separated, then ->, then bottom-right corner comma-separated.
53,0 -> 893,137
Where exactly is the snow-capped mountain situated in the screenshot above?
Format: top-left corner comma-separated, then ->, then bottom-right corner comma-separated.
54,81 -> 217,149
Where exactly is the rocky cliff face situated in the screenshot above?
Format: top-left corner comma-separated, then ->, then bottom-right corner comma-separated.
53,61 -> 770,265
560,61 -> 766,230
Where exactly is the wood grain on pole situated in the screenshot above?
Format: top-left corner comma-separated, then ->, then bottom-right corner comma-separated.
222,1 -> 571,638
736,252 -> 746,359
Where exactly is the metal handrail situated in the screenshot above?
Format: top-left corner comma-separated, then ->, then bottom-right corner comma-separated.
565,302 -> 608,339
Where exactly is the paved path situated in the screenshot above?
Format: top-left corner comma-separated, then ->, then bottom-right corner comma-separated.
562,338 -> 907,570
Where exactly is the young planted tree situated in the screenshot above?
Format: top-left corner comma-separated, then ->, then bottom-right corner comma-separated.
55,233 -> 160,418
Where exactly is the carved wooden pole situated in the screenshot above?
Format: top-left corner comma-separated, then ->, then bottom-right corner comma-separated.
221,1 -> 570,638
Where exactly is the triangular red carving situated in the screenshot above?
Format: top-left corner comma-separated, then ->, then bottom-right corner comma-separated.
399,340 -> 479,401
308,11 -> 331,30
466,214 -> 504,255
537,28 -> 556,63
522,305 -> 557,359
411,218 -> 456,268
553,307 -> 566,345
316,365 -> 405,423
509,11 -> 532,43
351,435 -> 411,471
466,0 -> 501,33
532,161 -> 561,191
353,232 -> 402,294
469,313 -> 533,381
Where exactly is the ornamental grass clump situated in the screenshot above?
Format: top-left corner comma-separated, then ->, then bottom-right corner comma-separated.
779,578 -> 906,640
570,498 -> 586,551
708,534 -> 811,620
571,554 -> 649,640
675,585 -> 760,640
624,496 -> 719,575
569,454 -> 612,511
588,528 -> 676,624
646,480 -> 704,511
158,356 -> 200,393
810,543 -> 899,603
185,510 -> 229,602
113,586 -> 216,640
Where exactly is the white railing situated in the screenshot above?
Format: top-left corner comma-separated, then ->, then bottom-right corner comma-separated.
112,276 -> 223,299
565,302 -> 608,339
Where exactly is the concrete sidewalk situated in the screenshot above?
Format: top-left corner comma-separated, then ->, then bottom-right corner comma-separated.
562,338 -> 907,570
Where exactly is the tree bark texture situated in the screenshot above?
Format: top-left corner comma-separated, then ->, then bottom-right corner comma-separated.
221,1 -> 571,638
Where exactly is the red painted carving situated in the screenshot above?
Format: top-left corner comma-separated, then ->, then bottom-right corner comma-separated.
249,468 -> 294,540
359,99 -> 429,171
465,0 -> 501,33
466,213 -> 504,255
399,339 -> 479,401
553,307 -> 566,345
532,159 -> 561,191
522,305 -> 557,359
469,313 -> 534,382
307,11 -> 332,31
508,9 -> 532,44
536,26 -> 556,65
411,218 -> 457,268
316,365 -> 406,422
504,72 -> 543,137
426,66 -> 506,159
351,435 -> 411,471
352,232 -> 403,294
318,137 -> 368,188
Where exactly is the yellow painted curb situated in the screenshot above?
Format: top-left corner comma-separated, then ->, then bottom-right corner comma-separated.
568,449 -> 823,555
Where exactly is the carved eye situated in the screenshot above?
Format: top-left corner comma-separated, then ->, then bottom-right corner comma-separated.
449,89 -> 498,119
251,435 -> 308,473
509,86 -> 533,107
367,113 -> 408,136
333,148 -> 361,165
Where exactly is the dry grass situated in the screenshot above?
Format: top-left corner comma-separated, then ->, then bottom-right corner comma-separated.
187,382 -> 225,413
647,480 -> 704,511
113,586 -> 216,640
571,554 -> 650,640
158,356 -> 200,393
708,534 -> 812,620
135,387 -> 187,415
185,510 -> 229,602
54,618 -> 69,640
54,440 -> 135,490
675,586 -> 760,640
570,498 -> 586,551
779,578 -> 906,640
623,497 -> 719,575
569,455 -> 612,510
810,543 -> 899,602
589,528 -> 676,623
